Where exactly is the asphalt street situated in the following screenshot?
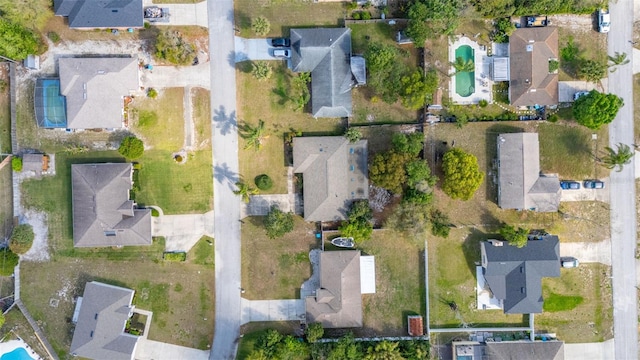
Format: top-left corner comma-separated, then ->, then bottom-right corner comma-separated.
607,1 -> 638,358
208,0 -> 242,358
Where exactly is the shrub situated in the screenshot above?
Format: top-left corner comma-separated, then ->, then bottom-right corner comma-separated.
132,162 -> 143,170
174,155 -> 183,163
478,99 -> 488,108
346,1 -> 358,11
254,174 -> 273,191
344,127 -> 362,143
251,61 -> 272,81
47,31 -> 60,43
0,18 -> 40,60
547,114 -> 559,123
0,249 -> 19,276
151,208 -> 160,217
251,16 -> 270,36
11,157 -> 22,172
9,224 -> 34,254
118,136 -> 144,159
264,206 -> 294,239
352,11 -> 362,20
147,88 -> 158,98
155,29 -> 195,65
163,252 -> 186,262
548,59 -> 559,73
361,11 -> 371,20
306,322 -> 324,343
338,200 -> 373,242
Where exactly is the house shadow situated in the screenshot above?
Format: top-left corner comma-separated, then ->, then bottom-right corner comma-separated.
484,123 -> 526,204
461,227 -> 500,277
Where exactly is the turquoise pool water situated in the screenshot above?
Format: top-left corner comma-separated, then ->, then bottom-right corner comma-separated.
455,45 -> 475,98
0,348 -> 34,360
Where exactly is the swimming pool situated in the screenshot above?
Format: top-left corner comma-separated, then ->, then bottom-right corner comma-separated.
454,45 -> 475,98
34,78 -> 67,128
0,348 -> 34,360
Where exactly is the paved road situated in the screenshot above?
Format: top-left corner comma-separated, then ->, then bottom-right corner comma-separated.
607,1 -> 638,358
208,0 -> 242,359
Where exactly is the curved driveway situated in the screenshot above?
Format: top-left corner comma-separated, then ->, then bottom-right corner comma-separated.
207,0 -> 242,359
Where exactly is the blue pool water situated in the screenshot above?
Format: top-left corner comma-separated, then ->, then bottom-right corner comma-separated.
0,348 -> 34,360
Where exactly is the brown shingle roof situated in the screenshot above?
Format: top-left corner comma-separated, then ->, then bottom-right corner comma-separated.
408,315 -> 424,336
509,27 -> 559,106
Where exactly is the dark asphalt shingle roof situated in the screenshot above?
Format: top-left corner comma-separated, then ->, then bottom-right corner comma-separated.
481,235 -> 560,314
72,163 -> 152,247
54,0 -> 144,29
290,28 -> 353,118
497,133 -> 560,212
293,137 -> 369,222
485,341 -> 564,360
70,282 -> 138,360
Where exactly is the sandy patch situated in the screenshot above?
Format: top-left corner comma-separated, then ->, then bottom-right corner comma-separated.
20,210 -> 49,262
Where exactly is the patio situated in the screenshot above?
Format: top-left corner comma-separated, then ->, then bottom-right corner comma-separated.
449,36 -> 493,105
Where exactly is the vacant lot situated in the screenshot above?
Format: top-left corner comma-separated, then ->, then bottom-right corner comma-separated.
241,216 -> 317,299
557,24 -> 607,81
234,0 -> 343,38
237,62 -> 343,194
131,88 -> 185,151
429,228 -> 612,341
20,243 -> 215,357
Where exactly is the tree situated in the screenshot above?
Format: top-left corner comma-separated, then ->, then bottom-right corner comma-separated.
450,56 -> 475,75
275,335 -> 309,359
155,29 -> 195,65
608,52 -> 630,72
406,0 -> 460,45
0,249 -> 19,276
491,17 -> 515,43
405,1 -> 430,47
392,132 -> 424,156
147,88 -> 158,98
11,157 -> 22,172
344,127 -> 363,143
386,202 -> 430,236
339,200 -> 373,242
573,90 -> 623,130
364,43 -> 405,104
364,341 -> 404,360
328,334 -> 362,360
500,224 -> 530,248
441,148 -> 484,201
10,224 -> 34,254
400,70 -> 437,110
254,174 -> 273,191
118,136 -> 144,159
429,209 -> 451,238
251,16 -> 271,36
256,329 -> 283,358
233,182 -> 258,203
264,206 -> 294,239
245,349 -> 268,360
369,151 -> 411,194
252,61 -> 272,81
600,143 -> 634,172
305,322 -> 324,343
0,19 -> 40,60
405,160 -> 436,189
578,59 -> 607,83
240,119 -> 268,150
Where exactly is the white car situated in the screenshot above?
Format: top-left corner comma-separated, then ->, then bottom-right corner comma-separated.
273,49 -> 290,58
598,9 -> 610,33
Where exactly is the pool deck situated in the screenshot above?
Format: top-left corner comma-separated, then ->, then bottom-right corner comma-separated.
0,339 -> 43,360
449,36 -> 493,105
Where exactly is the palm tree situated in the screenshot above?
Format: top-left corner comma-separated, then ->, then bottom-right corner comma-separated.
600,143 -> 634,172
240,119 -> 268,150
450,56 -> 474,76
233,182 -> 259,203
608,52 -> 630,73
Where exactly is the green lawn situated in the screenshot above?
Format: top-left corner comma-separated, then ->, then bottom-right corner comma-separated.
193,87 -> 212,150
557,27 -> 607,81
0,69 -> 10,154
0,166 -> 12,241
131,88 -> 185,151
189,236 -> 215,267
543,291 -> 584,312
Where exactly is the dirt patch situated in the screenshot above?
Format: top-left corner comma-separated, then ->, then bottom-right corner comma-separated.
550,14 -> 596,32
20,210 -> 50,262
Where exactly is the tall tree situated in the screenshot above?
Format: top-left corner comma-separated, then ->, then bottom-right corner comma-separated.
241,119 -> 268,150
573,90 -> 623,130
233,182 -> 258,203
450,56 -> 475,75
600,143 -> 634,172
441,148 -> 484,201
578,59 -> 607,83
608,52 -> 630,73
392,132 -> 424,156
369,151 -> 412,194
400,70 -> 438,110
264,206 -> 295,239
339,200 -> 374,242
364,341 -> 404,360
406,0 -> 461,46
500,224 -> 529,248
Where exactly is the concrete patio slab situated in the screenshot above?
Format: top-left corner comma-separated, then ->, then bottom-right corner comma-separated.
240,299 -> 305,325
558,80 -> 608,102
135,339 -> 210,360
153,211 -> 215,252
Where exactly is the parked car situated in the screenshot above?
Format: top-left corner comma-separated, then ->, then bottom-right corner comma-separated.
573,91 -> 589,101
271,38 -> 290,47
560,181 -> 581,190
583,180 -> 605,189
598,9 -> 611,33
273,49 -> 290,58
561,257 -> 580,268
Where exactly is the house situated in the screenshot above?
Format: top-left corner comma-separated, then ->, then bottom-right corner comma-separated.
71,163 -> 152,247
497,133 -> 560,212
509,27 -> 559,106
290,28 -> 363,118
58,57 -> 139,129
480,235 -> 560,314
305,250 -> 375,328
452,340 -> 564,360
293,136 -> 368,222
54,0 -> 144,29
70,282 -> 139,360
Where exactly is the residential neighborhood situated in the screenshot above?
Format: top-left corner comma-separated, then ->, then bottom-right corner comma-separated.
0,0 -> 637,359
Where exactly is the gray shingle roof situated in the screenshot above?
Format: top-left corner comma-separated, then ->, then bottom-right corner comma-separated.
293,137 -> 369,222
59,57 -> 139,129
305,250 -> 363,328
485,341 -> 564,360
497,133 -> 560,212
481,235 -> 561,314
70,282 -> 138,360
290,28 -> 353,118
72,163 -> 152,247
509,27 -> 559,106
54,0 -> 144,29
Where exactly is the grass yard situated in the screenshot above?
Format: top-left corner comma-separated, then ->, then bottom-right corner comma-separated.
0,166 -> 12,241
237,62 -> 344,194
536,264 -> 613,343
241,216 -> 317,299
0,65 -> 10,154
557,26 -> 607,81
131,88 -> 185,151
234,0 -> 344,38
1,308 -> 50,358
20,256 -> 215,357
356,230 -> 423,336
193,87 -> 212,150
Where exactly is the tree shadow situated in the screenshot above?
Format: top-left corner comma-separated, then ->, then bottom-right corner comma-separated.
108,129 -> 136,144
461,227 -> 494,277
484,124 -> 526,204
213,105 -> 237,135
213,162 -> 239,190
234,11 -> 251,31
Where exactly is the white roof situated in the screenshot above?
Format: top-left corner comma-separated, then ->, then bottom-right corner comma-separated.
492,57 -> 510,81
360,255 -> 376,294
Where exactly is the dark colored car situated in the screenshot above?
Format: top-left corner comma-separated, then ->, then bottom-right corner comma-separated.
560,181 -> 580,190
271,38 -> 290,47
583,180 -> 605,189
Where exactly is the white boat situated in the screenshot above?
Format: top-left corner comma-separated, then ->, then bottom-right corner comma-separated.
331,237 -> 355,248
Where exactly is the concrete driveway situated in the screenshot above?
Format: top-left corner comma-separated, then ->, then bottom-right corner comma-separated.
234,37 -> 288,62
560,239 -> 611,265
141,63 -> 211,89
558,80 -> 608,102
135,339 -> 209,360
240,299 -> 305,324
152,211 -> 215,252
150,2 -> 209,27
564,339 -> 614,360
559,178 -> 610,203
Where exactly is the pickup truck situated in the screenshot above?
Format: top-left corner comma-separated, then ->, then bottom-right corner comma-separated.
526,16 -> 549,27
